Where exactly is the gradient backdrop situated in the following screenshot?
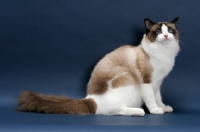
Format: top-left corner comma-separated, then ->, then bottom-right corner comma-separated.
0,0 -> 200,131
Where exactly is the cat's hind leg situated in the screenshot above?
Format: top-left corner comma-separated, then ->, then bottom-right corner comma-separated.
109,106 -> 145,116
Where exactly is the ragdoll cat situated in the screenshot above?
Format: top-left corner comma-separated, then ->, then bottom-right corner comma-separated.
17,17 -> 180,116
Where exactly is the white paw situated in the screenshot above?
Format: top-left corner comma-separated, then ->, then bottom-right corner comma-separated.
150,108 -> 164,115
163,105 -> 173,112
134,108 -> 145,116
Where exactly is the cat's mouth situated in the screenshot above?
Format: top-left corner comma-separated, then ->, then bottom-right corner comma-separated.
164,38 -> 170,41
159,39 -> 172,44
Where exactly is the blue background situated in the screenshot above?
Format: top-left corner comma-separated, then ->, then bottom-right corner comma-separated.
0,0 -> 200,131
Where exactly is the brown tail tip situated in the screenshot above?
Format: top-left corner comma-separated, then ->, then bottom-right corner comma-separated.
17,91 -> 97,114
17,90 -> 44,111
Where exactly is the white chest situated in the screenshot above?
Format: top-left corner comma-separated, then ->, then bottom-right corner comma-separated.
141,34 -> 179,90
150,54 -> 175,86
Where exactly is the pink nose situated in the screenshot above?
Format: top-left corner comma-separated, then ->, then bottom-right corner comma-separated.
164,35 -> 168,39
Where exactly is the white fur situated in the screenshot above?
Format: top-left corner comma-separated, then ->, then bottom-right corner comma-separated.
86,25 -> 179,116
141,24 -> 179,114
86,84 -> 144,116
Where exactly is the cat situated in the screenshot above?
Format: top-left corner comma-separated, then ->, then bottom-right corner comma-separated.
17,17 -> 180,116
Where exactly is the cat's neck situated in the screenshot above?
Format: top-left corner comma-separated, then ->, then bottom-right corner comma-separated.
141,34 -> 180,60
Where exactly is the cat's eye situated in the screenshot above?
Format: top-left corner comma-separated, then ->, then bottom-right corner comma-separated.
156,30 -> 162,34
168,28 -> 173,33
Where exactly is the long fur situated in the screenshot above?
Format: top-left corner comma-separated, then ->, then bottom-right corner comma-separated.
17,91 -> 96,114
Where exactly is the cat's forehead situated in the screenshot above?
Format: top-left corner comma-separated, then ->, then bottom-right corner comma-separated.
151,22 -> 176,30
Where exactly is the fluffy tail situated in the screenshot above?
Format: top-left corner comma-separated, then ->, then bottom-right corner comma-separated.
17,91 -> 97,114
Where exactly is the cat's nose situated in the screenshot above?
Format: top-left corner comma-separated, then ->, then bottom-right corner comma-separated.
164,35 -> 168,39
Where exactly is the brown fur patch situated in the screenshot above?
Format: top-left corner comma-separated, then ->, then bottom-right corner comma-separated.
17,91 -> 97,114
87,45 -> 142,94
112,72 -> 136,88
87,76 -> 110,95
135,46 -> 153,83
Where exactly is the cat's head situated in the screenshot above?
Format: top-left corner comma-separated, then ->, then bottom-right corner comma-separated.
144,17 -> 179,43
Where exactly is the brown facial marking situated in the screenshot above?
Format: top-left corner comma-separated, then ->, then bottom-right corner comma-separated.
165,23 -> 179,40
146,22 -> 179,42
17,91 -> 97,114
146,23 -> 162,42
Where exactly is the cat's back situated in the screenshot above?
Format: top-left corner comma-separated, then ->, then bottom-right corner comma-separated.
87,45 -> 142,95
95,45 -> 136,70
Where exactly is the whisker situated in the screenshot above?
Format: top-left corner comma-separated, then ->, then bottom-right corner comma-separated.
178,33 -> 187,47
179,39 -> 187,47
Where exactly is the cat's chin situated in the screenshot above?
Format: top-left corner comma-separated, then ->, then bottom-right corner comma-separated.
162,40 -> 171,43
158,39 -> 173,44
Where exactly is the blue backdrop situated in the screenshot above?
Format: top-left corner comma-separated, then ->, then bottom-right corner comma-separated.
1,0 -> 200,112
0,0 -> 200,131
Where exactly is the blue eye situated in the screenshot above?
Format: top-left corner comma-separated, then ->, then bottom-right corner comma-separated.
156,30 -> 162,34
168,28 -> 173,33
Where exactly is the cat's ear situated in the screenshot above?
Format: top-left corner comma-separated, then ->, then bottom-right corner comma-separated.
144,18 -> 156,30
170,17 -> 179,26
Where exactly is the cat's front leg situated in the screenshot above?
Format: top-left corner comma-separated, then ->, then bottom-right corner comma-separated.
141,84 -> 164,115
155,90 -> 173,112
